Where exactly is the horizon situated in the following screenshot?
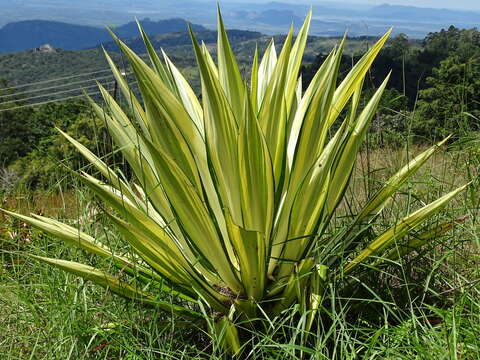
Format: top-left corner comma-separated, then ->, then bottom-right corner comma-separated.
217,0 -> 480,11
347,0 -> 480,10
1,0 -> 479,41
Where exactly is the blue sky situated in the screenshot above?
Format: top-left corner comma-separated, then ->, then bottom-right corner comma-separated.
352,0 -> 480,10
224,0 -> 480,11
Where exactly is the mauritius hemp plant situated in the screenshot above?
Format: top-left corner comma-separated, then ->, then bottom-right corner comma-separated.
2,10 -> 469,352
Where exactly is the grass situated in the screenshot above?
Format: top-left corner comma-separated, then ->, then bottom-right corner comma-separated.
1,139 -> 479,359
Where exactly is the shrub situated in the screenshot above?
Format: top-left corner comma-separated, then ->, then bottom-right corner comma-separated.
2,10 -> 469,354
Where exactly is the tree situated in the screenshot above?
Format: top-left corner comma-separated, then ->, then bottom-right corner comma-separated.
0,83 -> 103,188
421,26 -> 480,67
413,53 -> 480,140
8,100 -> 114,189
0,79 -> 36,167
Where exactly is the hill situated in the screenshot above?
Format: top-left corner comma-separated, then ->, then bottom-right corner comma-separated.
100,29 -> 263,54
0,29 -> 372,113
0,29 -> 373,92
0,18 -> 206,53
0,48 -> 116,89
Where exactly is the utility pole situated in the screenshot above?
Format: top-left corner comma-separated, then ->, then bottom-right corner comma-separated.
112,71 -> 126,102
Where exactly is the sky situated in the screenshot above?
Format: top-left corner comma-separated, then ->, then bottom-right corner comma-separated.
225,0 -> 480,11
350,0 -> 480,10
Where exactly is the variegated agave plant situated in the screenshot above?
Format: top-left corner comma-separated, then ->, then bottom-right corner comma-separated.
2,10 -> 468,353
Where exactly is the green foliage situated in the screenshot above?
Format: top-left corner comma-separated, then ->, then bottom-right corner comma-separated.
2,12 -> 470,355
0,93 -> 37,166
301,26 -> 480,142
0,82 -> 91,169
301,33 -> 424,106
422,26 -> 480,64
6,100 -> 110,188
413,54 -> 480,140
0,49 -> 114,88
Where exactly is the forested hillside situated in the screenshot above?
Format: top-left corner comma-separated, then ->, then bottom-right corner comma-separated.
302,26 -> 480,141
0,25 -> 479,188
0,30 -> 372,89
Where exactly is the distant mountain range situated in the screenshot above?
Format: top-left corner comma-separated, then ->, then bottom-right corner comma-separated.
365,4 -> 480,23
0,19 -> 206,53
1,1 -> 480,47
219,3 -> 480,37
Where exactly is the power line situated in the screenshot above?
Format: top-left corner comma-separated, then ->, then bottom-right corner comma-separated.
0,69 -> 112,92
0,81 -> 116,106
0,92 -> 100,113
0,73 -> 123,100
0,82 -> 139,113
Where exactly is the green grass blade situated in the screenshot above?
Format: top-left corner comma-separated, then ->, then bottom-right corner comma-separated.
30,255 -> 202,320
344,183 -> 470,274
